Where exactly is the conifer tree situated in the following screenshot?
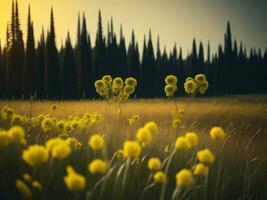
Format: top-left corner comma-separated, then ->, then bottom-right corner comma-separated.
24,5 -> 36,97
36,28 -> 45,98
45,8 -> 60,99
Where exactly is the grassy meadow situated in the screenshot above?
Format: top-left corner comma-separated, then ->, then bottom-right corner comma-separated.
0,95 -> 267,200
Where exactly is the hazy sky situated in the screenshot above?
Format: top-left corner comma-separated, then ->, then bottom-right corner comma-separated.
0,0 -> 266,55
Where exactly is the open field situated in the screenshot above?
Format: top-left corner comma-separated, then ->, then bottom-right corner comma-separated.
0,95 -> 267,200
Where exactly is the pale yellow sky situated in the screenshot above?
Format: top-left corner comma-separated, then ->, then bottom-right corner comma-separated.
0,0 -> 266,54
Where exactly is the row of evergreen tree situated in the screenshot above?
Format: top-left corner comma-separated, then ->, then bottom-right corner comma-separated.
0,1 -> 266,99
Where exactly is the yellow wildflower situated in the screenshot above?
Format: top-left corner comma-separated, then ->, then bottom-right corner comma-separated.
0,130 -> 11,146
175,137 -> 191,150
136,128 -> 152,145
185,132 -> 198,147
184,79 -> 197,94
32,181 -> 42,190
22,145 -> 49,166
123,140 -> 141,158
15,180 -> 32,199
153,171 -> 167,183
193,163 -> 209,176
88,159 -> 108,174
210,126 -> 225,140
51,142 -> 71,159
22,174 -> 32,183
165,75 -> 178,85
148,157 -> 161,171
64,166 -> 86,191
176,169 -> 193,188
88,134 -> 105,150
8,126 -> 26,144
197,149 -> 215,165
144,121 -> 158,134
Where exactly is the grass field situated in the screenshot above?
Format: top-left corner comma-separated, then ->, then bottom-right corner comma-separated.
0,95 -> 267,200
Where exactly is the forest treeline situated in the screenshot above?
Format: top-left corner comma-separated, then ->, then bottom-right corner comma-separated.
0,1 -> 266,99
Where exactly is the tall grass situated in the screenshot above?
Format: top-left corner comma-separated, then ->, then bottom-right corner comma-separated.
0,96 -> 266,200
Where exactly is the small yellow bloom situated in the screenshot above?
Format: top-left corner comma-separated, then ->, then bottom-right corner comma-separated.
175,137 -> 191,150
144,121 -> 158,134
165,75 -> 178,85
41,118 -> 54,132
64,166 -> 86,191
194,74 -> 206,84
176,169 -> 193,188
22,145 -> 49,166
15,179 -> 32,199
125,77 -> 137,87
116,149 -> 125,158
102,75 -> 113,85
32,181 -> 42,190
23,174 -> 32,183
193,163 -> 209,176
210,126 -> 225,140
165,84 -> 177,97
199,81 -> 209,94
185,132 -> 198,147
51,142 -> 71,159
88,159 -> 108,174
51,104 -> 58,110
197,149 -> 215,165
0,130 -> 11,146
136,128 -> 152,145
88,134 -> 105,150
184,79 -> 197,94
8,126 -> 26,144
123,140 -> 141,158
46,137 -> 65,151
153,171 -> 167,183
148,157 -> 161,171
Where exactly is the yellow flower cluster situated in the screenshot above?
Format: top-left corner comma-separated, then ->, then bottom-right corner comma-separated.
22,145 -> 49,166
64,166 -> 86,191
184,74 -> 209,95
88,159 -> 108,174
164,75 -> 178,97
175,132 -> 198,150
123,140 -> 141,158
128,114 -> 140,126
210,126 -> 225,140
88,134 -> 105,150
95,75 -> 137,102
148,157 -> 161,171
136,121 -> 157,145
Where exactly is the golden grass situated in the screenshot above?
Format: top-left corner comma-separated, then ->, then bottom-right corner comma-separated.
0,95 -> 266,199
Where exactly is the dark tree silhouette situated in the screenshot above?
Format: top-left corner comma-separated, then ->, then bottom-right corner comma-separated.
45,8 -> 61,99
62,32 -> 77,99
24,5 -> 36,98
6,0 -> 24,98
1,2 -> 267,99
36,28 -> 46,98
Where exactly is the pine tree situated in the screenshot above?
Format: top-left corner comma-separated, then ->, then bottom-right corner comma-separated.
198,41 -> 205,74
77,14 -> 92,98
154,35 -> 164,97
36,28 -> 45,98
142,30 -> 155,97
24,5 -> 36,98
177,47 -> 186,96
94,10 -> 106,79
118,25 -> 127,77
224,21 -> 233,94
6,0 -> 24,98
62,32 -> 77,99
45,8 -> 60,99
189,38 -> 198,76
